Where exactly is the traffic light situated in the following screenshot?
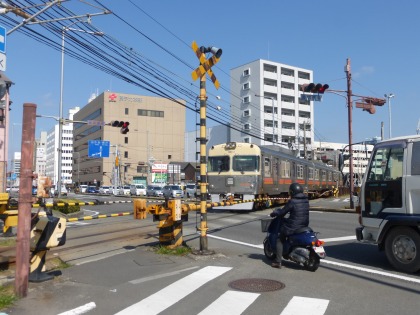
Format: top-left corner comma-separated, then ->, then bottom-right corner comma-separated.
356,102 -> 376,114
120,122 -> 130,134
363,97 -> 386,106
301,83 -> 329,94
111,121 -> 124,128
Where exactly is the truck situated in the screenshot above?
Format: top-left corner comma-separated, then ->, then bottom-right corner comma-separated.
350,135 -> 420,273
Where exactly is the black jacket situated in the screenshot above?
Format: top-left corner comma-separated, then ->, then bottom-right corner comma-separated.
272,192 -> 309,236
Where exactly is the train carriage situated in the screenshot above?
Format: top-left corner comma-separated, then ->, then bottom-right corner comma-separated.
207,142 -> 340,210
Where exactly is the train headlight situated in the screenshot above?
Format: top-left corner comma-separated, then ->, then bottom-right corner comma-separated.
225,142 -> 237,150
209,184 -> 214,189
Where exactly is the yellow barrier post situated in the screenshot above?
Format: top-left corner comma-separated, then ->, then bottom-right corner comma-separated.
0,193 -> 18,235
133,199 -> 147,219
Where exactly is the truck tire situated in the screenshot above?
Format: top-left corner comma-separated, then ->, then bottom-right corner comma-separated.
384,227 -> 420,273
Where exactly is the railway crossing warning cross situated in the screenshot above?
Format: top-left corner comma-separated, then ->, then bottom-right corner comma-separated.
191,41 -> 221,89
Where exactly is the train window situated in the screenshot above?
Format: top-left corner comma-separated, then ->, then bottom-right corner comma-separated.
297,165 -> 304,179
308,167 -> 314,180
315,169 -> 320,180
322,170 -> 327,181
281,161 -> 290,178
233,155 -> 259,172
328,172 -> 332,181
264,157 -> 271,177
208,156 -> 230,172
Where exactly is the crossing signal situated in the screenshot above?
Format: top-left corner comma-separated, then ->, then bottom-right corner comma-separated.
301,83 -> 329,94
120,122 -> 130,134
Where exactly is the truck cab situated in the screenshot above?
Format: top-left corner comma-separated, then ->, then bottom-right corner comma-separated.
354,135 -> 420,273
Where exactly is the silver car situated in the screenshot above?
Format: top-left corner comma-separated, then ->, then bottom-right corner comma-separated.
162,185 -> 184,198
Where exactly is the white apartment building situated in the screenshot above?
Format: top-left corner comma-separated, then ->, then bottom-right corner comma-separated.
230,59 -> 314,157
45,107 -> 80,185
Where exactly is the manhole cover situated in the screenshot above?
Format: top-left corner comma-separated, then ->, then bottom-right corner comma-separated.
228,278 -> 285,292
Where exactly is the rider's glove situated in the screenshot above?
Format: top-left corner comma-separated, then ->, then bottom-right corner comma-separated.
270,212 -> 277,218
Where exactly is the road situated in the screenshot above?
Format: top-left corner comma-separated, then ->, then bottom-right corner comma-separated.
4,194 -> 420,315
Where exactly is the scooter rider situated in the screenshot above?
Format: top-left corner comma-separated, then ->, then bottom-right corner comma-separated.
269,182 -> 309,268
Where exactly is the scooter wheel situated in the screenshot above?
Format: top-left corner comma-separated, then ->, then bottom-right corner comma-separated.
304,252 -> 320,272
263,237 -> 276,260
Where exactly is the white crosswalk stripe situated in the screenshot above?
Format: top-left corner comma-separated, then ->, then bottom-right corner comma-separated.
112,266 -> 330,315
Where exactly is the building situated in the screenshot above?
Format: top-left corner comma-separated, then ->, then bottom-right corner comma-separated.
72,91 -> 185,187
45,107 -> 80,185
34,131 -> 47,176
230,59 -> 313,157
313,141 -> 374,186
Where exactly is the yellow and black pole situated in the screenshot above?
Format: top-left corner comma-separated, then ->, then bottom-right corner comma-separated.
191,41 -> 222,253
198,73 -> 209,252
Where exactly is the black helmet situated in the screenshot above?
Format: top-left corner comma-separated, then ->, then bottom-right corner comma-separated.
289,183 -> 303,197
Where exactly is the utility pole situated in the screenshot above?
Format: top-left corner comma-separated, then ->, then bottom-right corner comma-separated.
345,58 -> 355,209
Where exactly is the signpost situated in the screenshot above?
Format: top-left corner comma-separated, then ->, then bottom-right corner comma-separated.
0,25 -> 6,71
88,140 -> 110,158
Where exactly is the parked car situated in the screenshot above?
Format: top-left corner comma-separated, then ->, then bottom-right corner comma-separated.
146,185 -> 164,197
119,185 -> 131,196
130,184 -> 146,196
50,185 -> 68,197
112,186 -> 122,196
162,185 -> 184,198
99,186 -> 111,194
185,184 -> 197,198
79,185 -> 88,193
86,186 -> 99,194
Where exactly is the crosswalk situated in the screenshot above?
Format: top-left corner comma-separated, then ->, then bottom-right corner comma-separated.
113,266 -> 329,315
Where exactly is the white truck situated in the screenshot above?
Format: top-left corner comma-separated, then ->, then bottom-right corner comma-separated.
352,135 -> 420,273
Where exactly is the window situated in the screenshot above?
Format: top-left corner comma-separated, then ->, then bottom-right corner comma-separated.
281,95 -> 295,103
124,151 -> 128,158
298,71 -> 310,80
264,157 -> 271,177
412,142 -> 420,175
138,109 -> 164,117
308,167 -> 314,180
125,108 -> 129,115
243,68 -> 250,76
124,137 -> 128,144
208,156 -> 229,172
281,161 -> 290,178
233,155 -> 259,172
244,123 -> 251,130
281,81 -> 294,90
244,137 -> 250,143
243,96 -> 250,103
243,109 -> 250,117
243,82 -> 250,90
296,165 -> 304,179
281,67 -> 294,77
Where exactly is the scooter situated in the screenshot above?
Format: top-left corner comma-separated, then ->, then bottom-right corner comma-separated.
261,217 -> 326,272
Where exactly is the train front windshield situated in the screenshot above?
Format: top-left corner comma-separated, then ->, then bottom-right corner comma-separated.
233,155 -> 259,172
208,156 -> 230,172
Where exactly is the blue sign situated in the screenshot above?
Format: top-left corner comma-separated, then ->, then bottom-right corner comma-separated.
0,26 -> 6,53
88,140 -> 110,158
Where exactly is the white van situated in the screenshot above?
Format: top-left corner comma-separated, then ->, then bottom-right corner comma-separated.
80,185 -> 88,193
130,184 -> 146,196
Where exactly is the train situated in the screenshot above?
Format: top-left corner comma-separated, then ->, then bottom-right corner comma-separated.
207,142 -> 341,210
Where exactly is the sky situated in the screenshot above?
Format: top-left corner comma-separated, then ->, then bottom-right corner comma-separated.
2,0 -> 420,162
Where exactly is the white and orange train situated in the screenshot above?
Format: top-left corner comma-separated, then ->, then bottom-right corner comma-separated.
207,142 -> 341,210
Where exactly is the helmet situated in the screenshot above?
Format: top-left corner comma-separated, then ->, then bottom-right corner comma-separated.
289,183 -> 303,197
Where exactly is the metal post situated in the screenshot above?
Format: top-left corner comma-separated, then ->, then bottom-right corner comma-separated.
345,58 -> 354,209
57,28 -> 65,197
384,93 -> 394,139
15,103 -> 37,297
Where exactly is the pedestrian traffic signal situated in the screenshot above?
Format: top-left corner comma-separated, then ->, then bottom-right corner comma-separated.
301,83 -> 329,94
120,122 -> 130,134
356,102 -> 376,114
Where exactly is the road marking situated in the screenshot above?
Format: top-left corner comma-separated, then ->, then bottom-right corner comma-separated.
198,290 -> 260,315
280,296 -> 329,315
207,234 -> 420,284
129,266 -> 200,284
116,266 -> 232,315
57,302 -> 96,315
321,260 -> 420,284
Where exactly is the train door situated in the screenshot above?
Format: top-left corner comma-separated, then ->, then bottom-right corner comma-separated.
263,156 -> 272,194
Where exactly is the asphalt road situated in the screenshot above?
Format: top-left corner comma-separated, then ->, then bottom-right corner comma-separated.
3,195 -> 420,315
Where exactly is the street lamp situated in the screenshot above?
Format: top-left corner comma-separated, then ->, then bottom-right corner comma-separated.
384,93 -> 395,139
57,23 -> 104,197
73,151 -> 80,186
255,94 -> 276,144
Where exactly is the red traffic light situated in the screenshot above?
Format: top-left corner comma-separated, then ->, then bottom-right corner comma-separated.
301,83 -> 329,94
120,122 -> 130,134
